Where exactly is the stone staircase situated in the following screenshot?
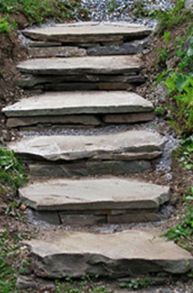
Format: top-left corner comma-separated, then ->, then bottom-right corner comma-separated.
2,22 -> 193,283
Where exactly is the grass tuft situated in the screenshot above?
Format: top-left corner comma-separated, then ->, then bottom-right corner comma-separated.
0,147 -> 26,195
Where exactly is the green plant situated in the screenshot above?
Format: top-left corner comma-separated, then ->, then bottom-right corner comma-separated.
0,147 -> 26,194
0,0 -> 86,32
178,136 -> 193,170
165,188 -> 193,252
157,47 -> 169,66
132,1 -> 149,18
155,105 -> 166,117
107,0 -> 119,13
155,0 -> 193,33
90,286 -> 111,293
119,277 -> 152,290
0,231 -> 18,293
164,72 -> 193,134
0,17 -> 11,33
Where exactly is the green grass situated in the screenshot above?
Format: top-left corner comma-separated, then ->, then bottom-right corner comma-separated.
155,0 -> 193,33
0,17 -> 13,33
56,279 -> 112,293
0,147 -> 26,195
155,2 -> 193,136
0,0 -> 86,33
165,187 -> 193,253
0,230 -> 19,293
178,136 -> 193,170
119,277 -> 152,290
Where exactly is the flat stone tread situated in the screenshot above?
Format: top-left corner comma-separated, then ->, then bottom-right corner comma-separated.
3,91 -> 153,117
25,229 -> 193,262
19,177 -> 170,211
8,130 -> 165,161
23,22 -> 152,41
17,55 -> 141,75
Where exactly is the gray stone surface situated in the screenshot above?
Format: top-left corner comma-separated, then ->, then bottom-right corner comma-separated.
6,115 -> 101,128
87,39 -> 147,56
25,230 -> 193,278
8,130 -> 165,162
185,0 -> 193,10
23,22 -> 152,43
3,91 -> 153,117
28,160 -> 152,177
103,112 -> 154,123
18,75 -> 144,91
17,55 -> 142,75
19,178 -> 170,211
28,46 -> 87,58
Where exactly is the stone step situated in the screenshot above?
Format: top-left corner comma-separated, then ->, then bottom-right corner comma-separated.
17,55 -> 143,91
8,130 -> 165,177
24,230 -> 193,279
2,91 -> 154,128
23,22 -> 152,44
17,55 -> 141,75
19,177 -> 170,225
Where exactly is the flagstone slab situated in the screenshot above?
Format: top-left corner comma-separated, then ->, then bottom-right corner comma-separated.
25,230 -> 193,278
8,130 -> 165,162
19,178 -> 170,211
23,22 -> 152,43
17,55 -> 142,76
3,91 -> 153,117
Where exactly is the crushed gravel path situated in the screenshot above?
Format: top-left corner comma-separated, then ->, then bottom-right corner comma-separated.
80,0 -> 173,25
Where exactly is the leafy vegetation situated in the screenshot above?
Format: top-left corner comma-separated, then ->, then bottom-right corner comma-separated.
0,17 -> 14,33
132,1 -> 149,18
0,0 -> 86,33
164,72 -> 193,135
165,187 -> 193,253
155,1 -> 193,137
0,147 -> 26,195
155,0 -> 193,33
178,136 -> 193,170
0,230 -> 19,293
119,277 -> 152,290
56,279 -> 112,293
106,0 -> 119,13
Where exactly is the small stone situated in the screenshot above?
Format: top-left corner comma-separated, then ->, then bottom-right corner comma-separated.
185,0 -> 193,11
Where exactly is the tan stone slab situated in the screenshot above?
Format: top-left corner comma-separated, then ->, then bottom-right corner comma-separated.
23,22 -> 152,43
6,115 -> 101,128
8,130 -> 165,162
3,91 -> 153,117
28,46 -> 87,58
103,112 -> 154,124
19,178 -> 170,211
17,55 -> 142,75
25,230 -> 193,278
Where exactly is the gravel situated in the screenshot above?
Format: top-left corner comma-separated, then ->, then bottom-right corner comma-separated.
80,0 -> 173,25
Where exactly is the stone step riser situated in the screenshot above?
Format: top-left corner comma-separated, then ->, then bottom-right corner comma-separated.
28,39 -> 148,58
30,209 -> 164,226
18,79 -> 144,91
21,160 -> 154,178
6,113 -> 154,128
